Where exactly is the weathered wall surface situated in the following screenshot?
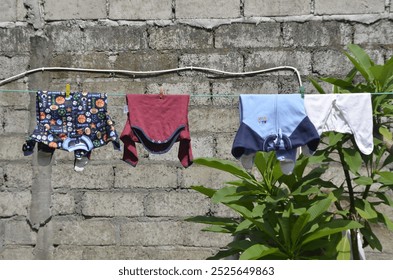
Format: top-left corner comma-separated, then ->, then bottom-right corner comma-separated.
1,0 -> 393,260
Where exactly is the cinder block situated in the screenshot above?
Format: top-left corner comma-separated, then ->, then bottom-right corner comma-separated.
315,0 -> 385,15
144,190 -> 211,217
75,80 -> 145,102
52,164 -> 115,189
245,0 -> 310,17
176,0 -> 240,19
81,191 -> 145,217
145,81 -> 211,106
0,0 -> 16,22
149,25 -> 213,50
115,51 -> 178,72
0,246 -> 34,260
146,141 -> 182,164
215,23 -> 281,48
46,25 -> 85,53
283,22 -> 351,47
81,246 -> 145,259
181,164 -> 238,189
120,220 -> 230,247
211,79 -> 279,106
109,0 -> 172,20
79,245 -> 215,260
312,49 -> 351,77
148,135 -> 214,164
0,0 -> 26,21
87,143 -> 123,162
84,26 -> 147,52
52,218 -> 117,245
183,222 -> 233,247
212,203 -> 241,218
114,163 -> 178,189
0,191 -> 31,217
4,220 -> 36,245
188,107 -> 239,133
0,56 -> 30,81
16,0 -> 26,21
0,166 -> 4,185
191,135 -> 215,159
214,133 -> 237,160
44,0 -> 107,20
52,245 -> 84,260
51,193 -> 75,215
3,163 -> 33,189
354,21 -> 393,45
2,109 -> 30,134
50,53 -> 112,74
179,52 -> 243,74
144,247 -> 216,260
120,221 -> 182,246
0,87 -> 31,109
244,50 -> 312,75
0,136 -> 29,161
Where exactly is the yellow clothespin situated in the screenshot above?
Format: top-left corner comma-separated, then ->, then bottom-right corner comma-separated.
66,84 -> 71,98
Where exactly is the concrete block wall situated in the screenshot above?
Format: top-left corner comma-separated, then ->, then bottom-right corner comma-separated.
1,0 -> 393,259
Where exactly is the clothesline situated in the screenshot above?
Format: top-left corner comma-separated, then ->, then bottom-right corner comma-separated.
0,65 -> 303,87
1,88 -> 393,97
1,66 -> 392,97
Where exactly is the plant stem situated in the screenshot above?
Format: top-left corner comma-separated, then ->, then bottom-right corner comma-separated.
337,141 -> 361,260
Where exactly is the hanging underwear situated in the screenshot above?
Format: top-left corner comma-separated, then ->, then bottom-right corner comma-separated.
231,94 -> 320,175
304,93 -> 373,155
120,94 -> 193,168
23,90 -> 120,171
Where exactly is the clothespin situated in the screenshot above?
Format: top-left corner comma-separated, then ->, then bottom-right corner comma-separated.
159,87 -> 165,99
299,86 -> 305,99
66,84 -> 71,98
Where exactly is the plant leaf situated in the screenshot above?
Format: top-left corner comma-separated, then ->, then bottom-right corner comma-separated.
361,226 -> 382,251
378,213 -> 393,231
375,192 -> 393,207
239,244 -> 281,260
336,234 -> 351,260
355,200 -> 378,221
185,216 -> 238,226
344,44 -> 374,83
201,225 -> 233,233
307,197 -> 334,222
191,185 -> 216,198
342,147 -> 362,175
377,171 -> 393,185
320,77 -> 356,91
291,212 -> 311,246
353,176 -> 374,186
193,157 -> 254,180
235,219 -> 254,233
302,220 -> 362,245
308,77 -> 326,94
379,126 -> 392,141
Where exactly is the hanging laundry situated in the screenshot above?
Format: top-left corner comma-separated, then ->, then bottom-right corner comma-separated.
303,93 -> 374,155
231,94 -> 320,175
120,94 -> 193,168
23,90 -> 120,171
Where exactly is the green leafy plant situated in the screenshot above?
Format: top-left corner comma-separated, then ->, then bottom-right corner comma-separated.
307,44 -> 393,259
187,44 -> 393,259
187,153 -> 362,260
